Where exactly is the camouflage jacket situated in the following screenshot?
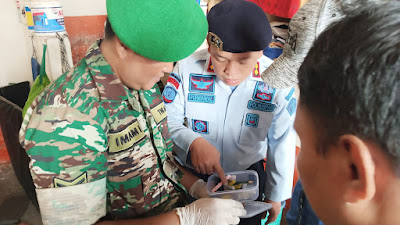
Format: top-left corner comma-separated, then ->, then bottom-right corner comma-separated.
20,41 -> 187,224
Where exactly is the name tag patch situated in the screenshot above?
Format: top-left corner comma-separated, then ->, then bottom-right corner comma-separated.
188,93 -> 215,104
54,172 -> 88,188
150,101 -> 167,124
253,81 -> 276,103
189,74 -> 215,93
167,72 -> 181,89
192,119 -> 209,134
163,86 -> 177,104
245,113 -> 259,127
248,100 -> 276,112
108,120 -> 146,153
286,97 -> 297,116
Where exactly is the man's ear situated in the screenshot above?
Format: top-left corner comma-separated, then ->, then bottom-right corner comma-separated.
339,135 -> 376,203
114,37 -> 129,60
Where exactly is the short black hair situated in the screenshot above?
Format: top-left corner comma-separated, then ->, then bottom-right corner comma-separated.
105,18 -> 115,40
298,2 -> 400,172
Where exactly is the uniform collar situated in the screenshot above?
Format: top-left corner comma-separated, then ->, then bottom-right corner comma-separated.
248,61 -> 263,82
203,55 -> 216,75
85,40 -> 141,111
85,41 -> 129,100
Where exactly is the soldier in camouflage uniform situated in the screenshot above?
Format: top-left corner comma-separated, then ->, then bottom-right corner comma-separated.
19,0 -> 246,224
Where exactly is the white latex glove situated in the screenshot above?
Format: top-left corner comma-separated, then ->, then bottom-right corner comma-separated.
189,179 -> 209,199
176,198 -> 246,225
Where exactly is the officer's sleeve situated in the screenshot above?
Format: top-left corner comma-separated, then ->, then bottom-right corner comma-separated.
264,87 -> 297,202
163,62 -> 202,164
20,105 -> 108,225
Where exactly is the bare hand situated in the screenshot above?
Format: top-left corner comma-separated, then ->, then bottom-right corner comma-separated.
262,200 -> 281,224
189,138 -> 227,184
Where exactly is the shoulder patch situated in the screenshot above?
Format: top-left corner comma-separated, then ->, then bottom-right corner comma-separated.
245,113 -> 259,127
285,87 -> 295,101
248,100 -> 276,112
286,97 -> 297,116
253,81 -> 276,103
252,62 -> 260,78
163,86 -> 178,104
167,72 -> 181,89
54,172 -> 88,188
192,119 -> 209,134
207,58 -> 215,72
189,74 -> 215,93
188,93 -> 215,104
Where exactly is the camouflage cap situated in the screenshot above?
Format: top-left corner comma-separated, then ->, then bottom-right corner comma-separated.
107,0 -> 208,62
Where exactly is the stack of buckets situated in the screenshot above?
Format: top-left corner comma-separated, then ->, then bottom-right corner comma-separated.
21,0 -> 65,34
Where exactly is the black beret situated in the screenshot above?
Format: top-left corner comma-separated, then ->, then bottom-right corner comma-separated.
207,0 -> 272,53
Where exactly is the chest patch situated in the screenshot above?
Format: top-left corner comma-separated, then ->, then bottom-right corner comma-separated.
188,93 -> 215,104
248,100 -> 276,112
108,120 -> 146,153
163,86 -> 178,104
253,81 -> 276,103
167,72 -> 181,89
189,74 -> 215,93
150,101 -> 167,124
286,97 -> 297,116
192,119 -> 209,134
245,113 -> 260,127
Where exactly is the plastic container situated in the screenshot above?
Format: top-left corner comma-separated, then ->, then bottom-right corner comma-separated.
29,0 -> 65,33
206,170 -> 259,202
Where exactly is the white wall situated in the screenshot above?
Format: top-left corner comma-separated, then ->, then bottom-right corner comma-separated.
0,0 -> 107,88
0,0 -> 32,87
0,0 -> 207,88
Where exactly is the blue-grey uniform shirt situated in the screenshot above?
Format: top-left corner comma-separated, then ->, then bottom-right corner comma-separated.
163,49 -> 297,202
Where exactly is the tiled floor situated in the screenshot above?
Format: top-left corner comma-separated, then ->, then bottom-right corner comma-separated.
0,163 -> 42,225
1,125 -> 42,224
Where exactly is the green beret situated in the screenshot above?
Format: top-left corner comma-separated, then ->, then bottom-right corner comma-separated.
107,0 -> 208,62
